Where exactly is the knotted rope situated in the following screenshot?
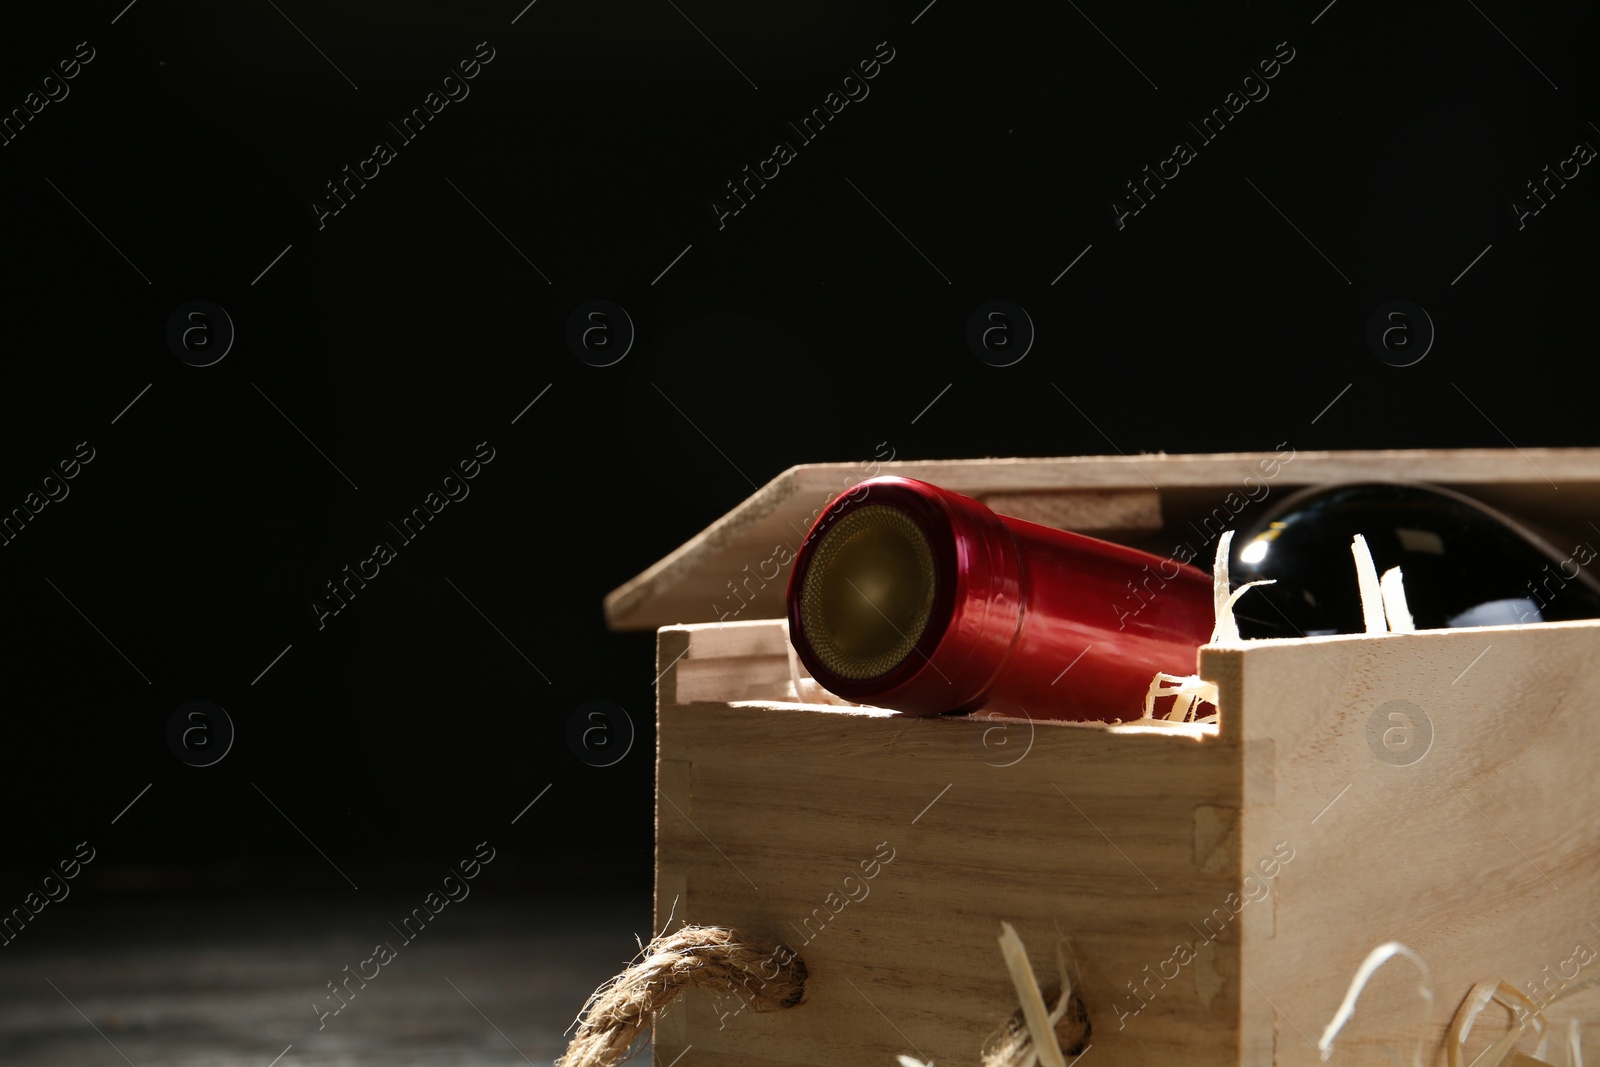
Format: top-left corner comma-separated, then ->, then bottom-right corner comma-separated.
556,925 -> 807,1067
557,922 -> 1090,1067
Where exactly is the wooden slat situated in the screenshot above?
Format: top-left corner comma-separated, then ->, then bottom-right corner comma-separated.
974,487 -> 1163,534
655,615 -> 1600,1066
1208,620 -> 1600,1065
655,618 -> 1243,1067
606,449 -> 1600,632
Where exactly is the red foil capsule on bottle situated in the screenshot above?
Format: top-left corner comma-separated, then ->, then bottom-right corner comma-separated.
785,476 -> 1216,722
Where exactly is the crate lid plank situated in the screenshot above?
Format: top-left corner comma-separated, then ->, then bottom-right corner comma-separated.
605,448 -> 1600,632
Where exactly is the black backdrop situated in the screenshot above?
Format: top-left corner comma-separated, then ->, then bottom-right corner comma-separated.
0,0 -> 1594,903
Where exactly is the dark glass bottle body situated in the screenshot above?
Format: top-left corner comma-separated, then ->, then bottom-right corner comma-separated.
1226,481 -> 1600,638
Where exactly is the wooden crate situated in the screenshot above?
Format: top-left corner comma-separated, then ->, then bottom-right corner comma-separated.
608,450 -> 1600,1067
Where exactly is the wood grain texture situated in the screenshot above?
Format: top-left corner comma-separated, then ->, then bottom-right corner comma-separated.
655,618 -> 1243,1067
973,488 -> 1163,534
656,614 -> 1600,1066
606,449 -> 1600,632
1207,621 -> 1600,1065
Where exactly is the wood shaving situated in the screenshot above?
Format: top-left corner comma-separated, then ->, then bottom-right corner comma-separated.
1317,941 -> 1434,1064
1352,533 -> 1387,634
1140,530 -> 1273,724
996,922 -> 1066,1067
1446,973 -> 1600,1067
1381,565 -> 1416,632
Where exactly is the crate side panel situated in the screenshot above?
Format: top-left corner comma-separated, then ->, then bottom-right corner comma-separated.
1221,621 -> 1600,1066
656,701 -> 1243,1067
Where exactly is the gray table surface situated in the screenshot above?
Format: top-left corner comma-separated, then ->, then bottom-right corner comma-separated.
0,892 -> 652,1066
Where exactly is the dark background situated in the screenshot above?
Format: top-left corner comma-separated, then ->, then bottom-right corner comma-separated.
0,0 -> 1593,1052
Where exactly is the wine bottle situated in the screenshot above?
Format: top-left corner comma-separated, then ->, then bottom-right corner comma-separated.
785,476 -> 1217,721
1226,481 -> 1600,637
